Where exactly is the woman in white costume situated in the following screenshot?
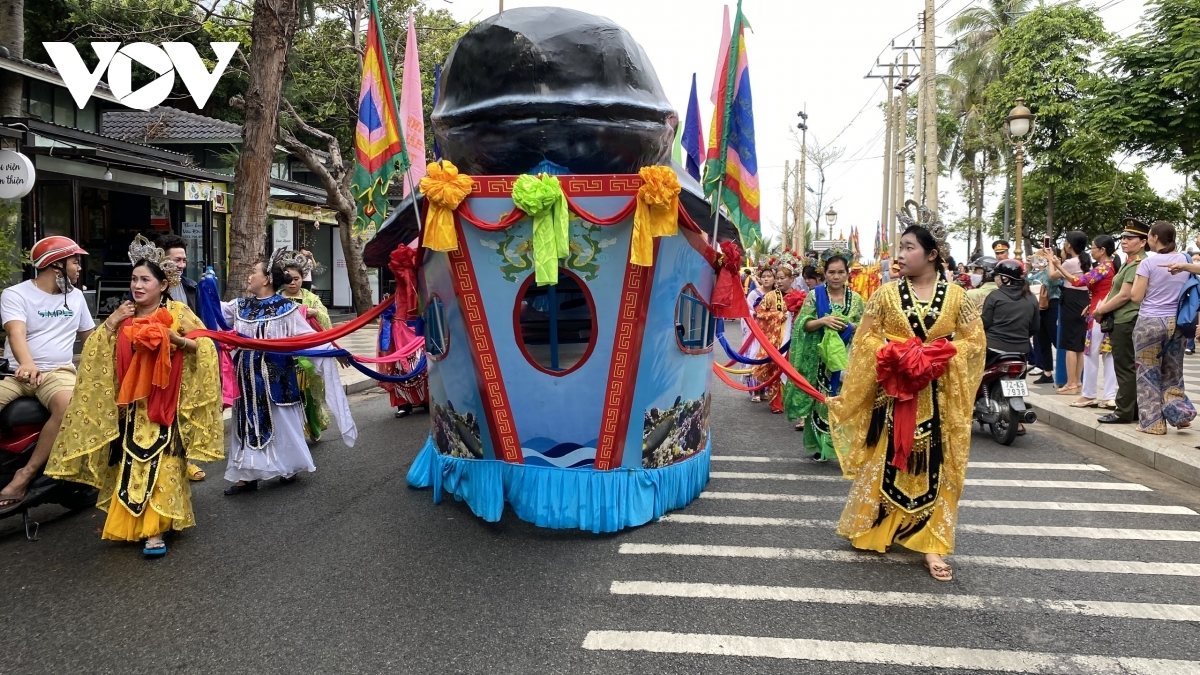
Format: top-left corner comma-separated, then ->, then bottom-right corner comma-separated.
222,251 -> 357,494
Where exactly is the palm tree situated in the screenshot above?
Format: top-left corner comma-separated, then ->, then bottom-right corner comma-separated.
946,0 -> 1034,259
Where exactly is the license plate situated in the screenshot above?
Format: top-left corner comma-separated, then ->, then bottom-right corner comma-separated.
1000,379 -> 1028,397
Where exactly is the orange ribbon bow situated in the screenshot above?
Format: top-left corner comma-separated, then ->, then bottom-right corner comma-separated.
117,307 -> 175,405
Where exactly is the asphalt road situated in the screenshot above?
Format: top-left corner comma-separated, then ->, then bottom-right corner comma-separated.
3,383 -> 1199,674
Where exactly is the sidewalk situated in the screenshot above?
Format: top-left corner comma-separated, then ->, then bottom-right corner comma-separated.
1025,357 -> 1200,489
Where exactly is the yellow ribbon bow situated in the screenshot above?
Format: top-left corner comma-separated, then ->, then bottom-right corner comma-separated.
419,160 -> 474,252
632,165 -> 681,266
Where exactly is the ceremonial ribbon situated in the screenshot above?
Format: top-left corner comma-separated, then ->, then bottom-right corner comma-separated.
187,292 -> 392,349
631,166 -> 680,266
713,364 -> 782,391
389,243 -> 420,321
714,361 -> 756,375
715,320 -> 790,365
117,307 -> 175,405
420,160 -> 474,252
875,335 -> 957,471
744,317 -> 824,402
510,173 -> 569,285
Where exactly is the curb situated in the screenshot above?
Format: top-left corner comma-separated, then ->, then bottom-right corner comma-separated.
1027,393 -> 1200,489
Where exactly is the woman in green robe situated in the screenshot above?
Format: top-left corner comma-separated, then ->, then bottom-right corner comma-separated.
784,252 -> 864,461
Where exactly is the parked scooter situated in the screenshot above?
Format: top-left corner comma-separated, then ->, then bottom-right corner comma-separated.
0,358 -> 97,540
973,351 -> 1037,445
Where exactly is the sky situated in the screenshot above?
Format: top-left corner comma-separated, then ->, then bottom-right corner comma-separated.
435,0 -> 1171,263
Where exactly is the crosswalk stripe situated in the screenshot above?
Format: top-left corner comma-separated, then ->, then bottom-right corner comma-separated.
966,479 -> 1150,490
712,456 -> 1110,471
581,630 -> 1200,674
710,472 -> 1148,490
617,543 -> 1200,576
659,514 -> 1200,541
609,580 -> 1200,622
699,491 -> 1197,514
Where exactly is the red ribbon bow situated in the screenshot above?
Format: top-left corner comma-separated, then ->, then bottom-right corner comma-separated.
785,289 -> 807,314
875,336 -> 957,471
710,241 -> 749,319
389,244 -> 420,321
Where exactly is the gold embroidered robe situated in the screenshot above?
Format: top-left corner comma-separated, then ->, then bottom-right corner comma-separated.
828,279 -> 985,554
45,301 -> 224,540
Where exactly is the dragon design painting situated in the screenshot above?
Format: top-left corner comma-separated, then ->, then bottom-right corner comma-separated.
481,214 -> 616,282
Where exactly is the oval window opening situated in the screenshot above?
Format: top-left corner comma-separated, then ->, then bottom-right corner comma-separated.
675,284 -> 715,353
424,295 -> 449,359
515,269 -> 596,376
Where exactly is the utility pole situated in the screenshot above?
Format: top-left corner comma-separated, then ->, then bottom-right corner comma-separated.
791,155 -> 802,252
797,107 -> 808,249
880,64 -> 894,251
892,53 -> 910,258
782,159 -> 791,247
922,0 -> 939,217
914,42 -> 925,202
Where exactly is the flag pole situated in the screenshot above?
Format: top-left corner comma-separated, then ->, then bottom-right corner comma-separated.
711,182 -> 723,244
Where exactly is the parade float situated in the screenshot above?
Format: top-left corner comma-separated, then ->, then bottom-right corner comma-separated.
361,7 -> 820,533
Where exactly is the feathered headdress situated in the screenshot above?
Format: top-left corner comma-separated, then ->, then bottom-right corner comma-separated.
274,249 -> 314,276
127,234 -> 182,288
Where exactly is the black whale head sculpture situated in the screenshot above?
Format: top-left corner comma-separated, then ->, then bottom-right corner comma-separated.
432,7 -> 678,176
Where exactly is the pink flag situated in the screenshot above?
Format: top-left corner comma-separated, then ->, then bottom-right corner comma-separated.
709,5 -> 731,105
398,10 -> 426,197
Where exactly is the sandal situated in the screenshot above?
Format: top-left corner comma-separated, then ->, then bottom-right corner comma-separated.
223,480 -> 259,495
750,396 -> 761,403
187,463 -> 206,481
278,475 -> 299,486
142,539 -> 167,557
0,488 -> 28,514
923,558 -> 953,582
1056,385 -> 1081,395
794,423 -> 804,431
1069,398 -> 1097,408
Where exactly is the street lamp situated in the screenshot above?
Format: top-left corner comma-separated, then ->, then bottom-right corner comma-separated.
1006,98 -> 1035,259
825,207 -> 838,240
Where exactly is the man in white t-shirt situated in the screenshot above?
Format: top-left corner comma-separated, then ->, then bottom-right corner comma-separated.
0,237 -> 95,512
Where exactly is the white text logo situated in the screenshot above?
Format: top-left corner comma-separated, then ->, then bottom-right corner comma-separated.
43,42 -> 239,110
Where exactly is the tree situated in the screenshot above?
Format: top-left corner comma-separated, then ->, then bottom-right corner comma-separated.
790,131 -> 843,240
984,3 -> 1111,239
946,0 -> 1032,259
988,162 -> 1183,241
0,0 -> 24,116
227,0 -> 303,300
1089,0 -> 1200,176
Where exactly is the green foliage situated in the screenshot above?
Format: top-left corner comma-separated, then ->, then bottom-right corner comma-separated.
984,4 -> 1111,190
1089,0 -> 1200,175
0,200 -> 25,290
990,163 -> 1183,241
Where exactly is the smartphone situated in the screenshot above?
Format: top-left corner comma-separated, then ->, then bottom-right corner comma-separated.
1042,236 -> 1051,249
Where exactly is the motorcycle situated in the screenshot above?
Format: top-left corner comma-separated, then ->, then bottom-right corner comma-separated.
973,350 -> 1037,445
0,358 -> 98,540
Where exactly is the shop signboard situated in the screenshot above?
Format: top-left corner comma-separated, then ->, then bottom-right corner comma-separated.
272,218 -> 294,252
181,221 -> 203,239
0,150 -> 35,199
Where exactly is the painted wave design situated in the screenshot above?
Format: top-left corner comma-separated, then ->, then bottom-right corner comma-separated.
521,441 -> 598,469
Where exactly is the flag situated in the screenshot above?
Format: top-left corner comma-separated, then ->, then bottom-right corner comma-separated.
852,225 -> 861,260
351,0 -> 406,238
847,226 -> 857,259
398,10 -> 427,197
682,73 -> 705,181
873,221 -> 882,260
672,117 -> 684,166
432,63 -> 442,161
704,0 -> 760,243
879,219 -> 889,258
710,5 -> 731,105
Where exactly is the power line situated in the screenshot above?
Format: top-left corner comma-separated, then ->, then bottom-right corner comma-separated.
826,80 -> 885,147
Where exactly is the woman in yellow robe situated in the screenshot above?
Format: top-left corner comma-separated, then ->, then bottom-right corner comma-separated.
828,225 -> 985,581
45,245 -> 223,557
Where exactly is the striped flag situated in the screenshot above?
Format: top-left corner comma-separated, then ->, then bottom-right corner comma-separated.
351,0 -> 407,238
703,0 -> 760,243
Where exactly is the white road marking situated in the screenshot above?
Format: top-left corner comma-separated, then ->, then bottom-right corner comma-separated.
609,580 -> 1200,622
709,472 -> 1148,490
709,471 -> 842,482
581,631 -> 1200,674
659,514 -> 1200,541
966,479 -> 1150,491
617,543 -> 1200,576
711,456 -> 1110,471
698,491 -> 1197,514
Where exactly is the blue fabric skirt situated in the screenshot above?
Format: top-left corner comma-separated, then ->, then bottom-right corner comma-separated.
406,435 -> 711,533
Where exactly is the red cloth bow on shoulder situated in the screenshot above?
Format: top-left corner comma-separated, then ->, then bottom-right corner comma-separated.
875,336 -> 957,471
785,289 -> 807,314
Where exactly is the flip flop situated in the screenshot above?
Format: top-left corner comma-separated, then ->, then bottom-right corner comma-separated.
923,559 -> 953,582
142,540 -> 167,557
0,489 -> 28,515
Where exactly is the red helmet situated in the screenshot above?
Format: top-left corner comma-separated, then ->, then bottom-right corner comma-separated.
30,236 -> 87,269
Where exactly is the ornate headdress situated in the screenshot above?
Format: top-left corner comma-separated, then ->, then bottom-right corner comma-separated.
896,199 -> 950,260
819,245 -> 854,267
274,249 -> 314,277
127,234 -> 182,288
774,249 -> 802,276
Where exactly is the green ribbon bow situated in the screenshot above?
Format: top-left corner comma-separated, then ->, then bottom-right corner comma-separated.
511,174 -> 570,286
